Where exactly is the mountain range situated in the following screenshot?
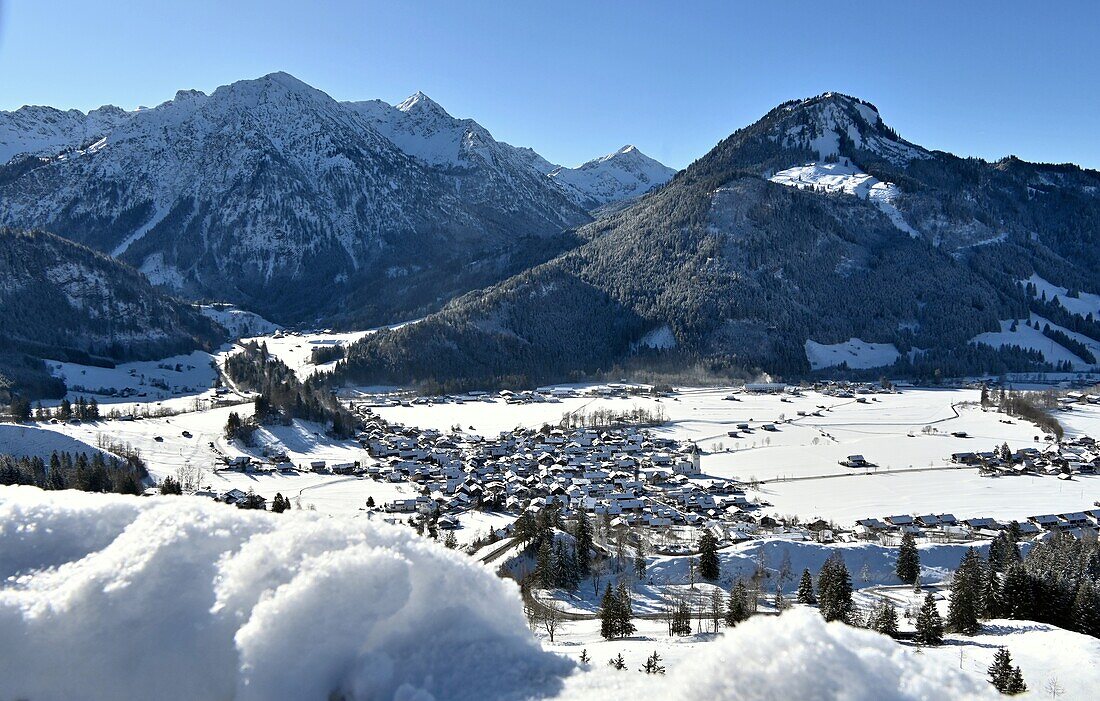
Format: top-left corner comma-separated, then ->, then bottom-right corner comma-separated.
4,77 -> 1100,392
0,73 -> 674,327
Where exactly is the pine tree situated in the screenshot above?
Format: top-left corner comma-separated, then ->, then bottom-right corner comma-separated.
574,512 -> 593,578
1072,579 -> 1100,638
871,601 -> 899,638
983,568 -> 1002,619
607,653 -> 626,670
797,568 -> 816,604
948,548 -> 986,635
988,647 -> 1025,694
915,593 -> 945,646
726,579 -> 750,625
671,599 -> 692,635
616,581 -> 635,638
698,531 -> 720,581
271,493 -> 289,513
640,651 -> 665,675
999,564 -> 1034,620
817,552 -> 854,622
537,538 -> 554,587
896,532 -> 920,584
599,583 -> 617,640
579,649 -> 590,665
1007,667 -> 1027,695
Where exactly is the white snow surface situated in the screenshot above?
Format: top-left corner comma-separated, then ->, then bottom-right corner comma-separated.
198,304 -> 280,338
0,487 -> 1000,701
1023,273 -> 1100,319
805,337 -> 900,370
971,317 -> 1097,370
556,609 -> 994,700
770,161 -> 919,236
638,324 -> 677,349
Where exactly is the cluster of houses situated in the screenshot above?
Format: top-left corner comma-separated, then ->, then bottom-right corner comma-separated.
952,435 -> 1099,479
855,507 -> 1100,541
346,383 -> 668,409
350,408 -> 764,531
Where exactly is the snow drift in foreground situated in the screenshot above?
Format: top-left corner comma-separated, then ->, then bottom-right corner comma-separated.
567,610 -> 996,700
0,488 -> 995,701
0,487 -> 568,701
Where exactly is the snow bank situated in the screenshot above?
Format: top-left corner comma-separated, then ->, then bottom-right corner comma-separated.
805,337 -> 900,370
563,609 -> 995,700
0,487 -> 569,701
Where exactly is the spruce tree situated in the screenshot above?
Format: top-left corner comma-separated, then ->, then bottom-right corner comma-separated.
988,647 -> 1025,695
698,531 -> 720,581
726,579 -> 750,625
616,581 -> 636,638
999,564 -> 1034,620
599,583 -> 617,640
640,651 -> 665,675
914,593 -> 944,646
797,568 -> 816,604
537,538 -> 554,587
817,552 -> 854,622
871,601 -> 899,638
896,532 -> 920,584
574,512 -> 593,578
672,599 -> 692,635
1072,579 -> 1100,638
948,548 -> 986,635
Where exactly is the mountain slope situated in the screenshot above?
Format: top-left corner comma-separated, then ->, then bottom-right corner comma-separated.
0,228 -> 224,399
0,74 -> 589,325
335,93 -> 1100,387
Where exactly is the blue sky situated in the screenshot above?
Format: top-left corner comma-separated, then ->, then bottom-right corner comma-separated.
0,1 -> 1096,170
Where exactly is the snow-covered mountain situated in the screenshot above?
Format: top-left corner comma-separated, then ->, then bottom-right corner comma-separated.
548,144 -> 676,209
0,73 -> 590,325
0,105 -> 131,166
345,92 -> 584,230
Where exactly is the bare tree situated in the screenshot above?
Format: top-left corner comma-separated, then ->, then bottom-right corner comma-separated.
535,599 -> 565,643
1044,677 -> 1065,700
175,463 -> 206,492
709,588 -> 725,633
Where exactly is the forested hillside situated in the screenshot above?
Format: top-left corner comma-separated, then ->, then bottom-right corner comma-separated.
0,228 -> 224,401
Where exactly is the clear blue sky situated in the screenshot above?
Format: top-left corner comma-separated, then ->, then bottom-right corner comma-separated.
1,1 -> 1097,170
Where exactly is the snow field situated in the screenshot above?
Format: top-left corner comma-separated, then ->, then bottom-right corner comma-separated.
805,337 -> 901,370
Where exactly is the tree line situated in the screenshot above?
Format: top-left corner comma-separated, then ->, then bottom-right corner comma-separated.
0,449 -> 147,494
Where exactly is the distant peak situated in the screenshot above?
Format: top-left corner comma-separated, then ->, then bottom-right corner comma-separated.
259,71 -> 306,86
173,89 -> 207,102
616,145 -> 638,155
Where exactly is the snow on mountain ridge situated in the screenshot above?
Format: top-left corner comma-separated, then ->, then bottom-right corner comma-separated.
548,143 -> 676,208
772,92 -> 931,166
